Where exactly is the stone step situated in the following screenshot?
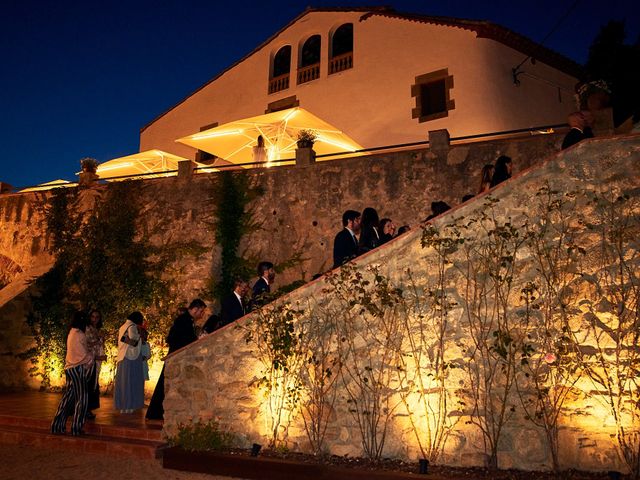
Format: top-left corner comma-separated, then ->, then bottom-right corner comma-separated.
0,424 -> 167,460
0,414 -> 163,442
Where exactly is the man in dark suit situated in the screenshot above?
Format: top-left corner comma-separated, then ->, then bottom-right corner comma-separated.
146,298 -> 207,420
562,111 -> 592,150
220,278 -> 249,328
251,261 -> 275,309
333,209 -> 361,269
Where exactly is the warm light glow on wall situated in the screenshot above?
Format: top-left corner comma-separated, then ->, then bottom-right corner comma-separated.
145,356 -> 163,397
44,356 -> 65,389
563,394 -> 618,431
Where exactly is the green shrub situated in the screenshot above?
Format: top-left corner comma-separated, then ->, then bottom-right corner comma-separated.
168,420 -> 237,452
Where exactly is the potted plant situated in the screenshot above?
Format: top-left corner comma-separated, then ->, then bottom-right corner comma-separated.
80,157 -> 99,174
296,130 -> 317,149
576,80 -> 611,111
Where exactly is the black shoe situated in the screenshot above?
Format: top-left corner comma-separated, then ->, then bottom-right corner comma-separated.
51,430 -> 65,435
71,430 -> 85,436
86,411 -> 96,420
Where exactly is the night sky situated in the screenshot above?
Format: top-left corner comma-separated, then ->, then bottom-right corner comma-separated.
1,0 -> 638,188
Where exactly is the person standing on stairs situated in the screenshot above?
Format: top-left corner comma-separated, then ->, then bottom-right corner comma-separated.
114,311 -> 145,414
51,311 -> 94,436
145,299 -> 207,420
332,209 -> 361,269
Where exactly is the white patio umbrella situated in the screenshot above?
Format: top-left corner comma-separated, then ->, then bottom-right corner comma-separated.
20,179 -> 76,192
95,149 -> 189,180
176,107 -> 363,167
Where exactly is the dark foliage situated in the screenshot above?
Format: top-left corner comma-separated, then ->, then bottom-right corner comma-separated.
586,20 -> 640,125
27,182 -> 166,386
208,171 -> 263,304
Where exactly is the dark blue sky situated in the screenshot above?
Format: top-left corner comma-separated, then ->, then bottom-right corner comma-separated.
1,0 -> 638,188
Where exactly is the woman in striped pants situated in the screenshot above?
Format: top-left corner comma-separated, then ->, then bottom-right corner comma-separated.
51,311 -> 95,436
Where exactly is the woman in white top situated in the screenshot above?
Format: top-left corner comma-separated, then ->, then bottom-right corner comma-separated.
252,135 -> 267,164
113,311 -> 145,413
51,311 -> 95,435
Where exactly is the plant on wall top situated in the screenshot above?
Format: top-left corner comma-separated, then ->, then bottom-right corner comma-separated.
296,129 -> 317,148
80,157 -> 99,173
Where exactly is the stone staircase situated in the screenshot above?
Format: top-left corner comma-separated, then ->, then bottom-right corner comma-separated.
0,392 -> 167,459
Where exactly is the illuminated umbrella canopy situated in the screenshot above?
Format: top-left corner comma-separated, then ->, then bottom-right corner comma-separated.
95,149 -> 190,180
176,107 -> 363,167
20,179 -> 77,192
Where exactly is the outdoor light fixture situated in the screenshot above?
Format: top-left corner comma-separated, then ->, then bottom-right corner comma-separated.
418,458 -> 429,474
251,443 -> 262,457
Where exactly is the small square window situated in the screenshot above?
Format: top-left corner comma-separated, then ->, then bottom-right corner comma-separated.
411,69 -> 455,123
420,80 -> 447,116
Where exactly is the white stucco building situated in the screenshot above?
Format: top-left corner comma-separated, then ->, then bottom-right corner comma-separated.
140,6 -> 581,162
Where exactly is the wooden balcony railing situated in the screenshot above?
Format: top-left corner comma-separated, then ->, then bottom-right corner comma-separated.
329,52 -> 353,75
297,63 -> 320,85
268,74 -> 290,94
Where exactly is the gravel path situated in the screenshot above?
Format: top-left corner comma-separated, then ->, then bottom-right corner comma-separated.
0,444 -> 247,480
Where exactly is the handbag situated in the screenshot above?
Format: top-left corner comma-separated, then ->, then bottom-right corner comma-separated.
121,324 -> 141,360
120,327 -> 139,347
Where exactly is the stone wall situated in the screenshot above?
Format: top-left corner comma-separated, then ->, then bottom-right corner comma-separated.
0,132 -> 565,391
0,192 -> 52,284
164,134 -> 640,472
1,133 -> 563,304
99,132 -> 567,301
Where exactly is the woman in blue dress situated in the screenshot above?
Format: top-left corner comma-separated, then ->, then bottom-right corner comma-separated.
114,311 -> 145,413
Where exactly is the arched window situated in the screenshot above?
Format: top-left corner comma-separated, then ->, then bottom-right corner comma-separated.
298,35 -> 321,84
329,24 -> 353,74
331,23 -> 353,57
273,46 -> 291,78
269,46 -> 291,94
300,35 -> 321,67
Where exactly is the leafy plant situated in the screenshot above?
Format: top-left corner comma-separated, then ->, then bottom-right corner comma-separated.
324,264 -> 404,460
26,188 -> 81,387
297,298 -> 342,456
244,301 -> 306,448
296,129 -> 317,147
579,191 -> 640,478
207,171 -> 263,304
392,222 -> 467,463
80,157 -> 99,173
168,419 -> 237,451
454,198 -> 529,470
27,182 -> 168,387
515,184 -> 586,473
